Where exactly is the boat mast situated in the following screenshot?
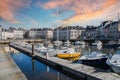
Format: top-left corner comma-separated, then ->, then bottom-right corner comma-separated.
67,21 -> 69,47
57,7 -> 59,49
118,12 -> 120,22
118,12 -> 120,39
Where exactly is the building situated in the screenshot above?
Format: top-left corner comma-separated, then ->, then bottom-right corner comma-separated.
1,29 -> 14,39
13,29 -> 24,39
98,20 -> 120,39
53,26 -> 85,41
84,26 -> 98,38
107,21 -> 120,39
98,20 -> 112,38
28,28 -> 53,40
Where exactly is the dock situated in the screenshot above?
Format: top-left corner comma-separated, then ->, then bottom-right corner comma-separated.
10,43 -> 120,80
0,46 -> 27,80
0,39 -> 43,44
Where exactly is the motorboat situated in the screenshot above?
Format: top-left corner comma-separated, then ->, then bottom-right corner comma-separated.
106,54 -> 120,73
56,48 -> 80,59
35,44 -> 47,53
79,51 -> 109,69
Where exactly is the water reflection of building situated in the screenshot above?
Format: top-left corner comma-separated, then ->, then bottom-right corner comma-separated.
4,46 -> 19,54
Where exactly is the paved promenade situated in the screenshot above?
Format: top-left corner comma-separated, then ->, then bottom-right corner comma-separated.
0,46 -> 27,80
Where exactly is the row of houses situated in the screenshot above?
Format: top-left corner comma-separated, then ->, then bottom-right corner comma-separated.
0,26 -> 85,40
83,20 -> 120,39
0,20 -> 120,40
0,27 -> 25,39
26,28 -> 53,39
53,26 -> 85,40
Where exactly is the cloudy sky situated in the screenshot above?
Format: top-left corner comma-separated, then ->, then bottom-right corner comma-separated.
0,0 -> 120,29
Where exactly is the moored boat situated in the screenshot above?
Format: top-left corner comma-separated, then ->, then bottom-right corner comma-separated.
57,52 -> 80,59
63,40 -> 71,47
56,48 -> 80,59
35,44 -> 47,53
53,40 -> 63,46
79,51 -> 109,69
106,54 -> 120,73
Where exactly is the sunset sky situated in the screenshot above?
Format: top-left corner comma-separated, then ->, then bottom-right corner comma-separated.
0,0 -> 120,29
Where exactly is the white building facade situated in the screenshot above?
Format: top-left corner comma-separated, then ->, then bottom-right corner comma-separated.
53,26 -> 85,41
28,28 -> 53,39
13,30 -> 24,39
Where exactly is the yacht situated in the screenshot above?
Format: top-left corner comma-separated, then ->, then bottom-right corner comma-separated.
106,54 -> 120,73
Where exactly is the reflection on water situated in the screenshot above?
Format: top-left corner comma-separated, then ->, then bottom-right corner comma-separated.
10,52 -> 75,80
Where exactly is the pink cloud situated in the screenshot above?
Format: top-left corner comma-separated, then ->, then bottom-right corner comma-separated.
37,0 -> 120,24
0,0 -> 31,23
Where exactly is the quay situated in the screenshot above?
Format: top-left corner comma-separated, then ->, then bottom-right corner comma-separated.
0,46 -> 27,80
10,43 -> 120,80
0,39 -> 42,44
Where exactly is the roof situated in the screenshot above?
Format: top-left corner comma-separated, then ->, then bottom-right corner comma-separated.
54,26 -> 85,31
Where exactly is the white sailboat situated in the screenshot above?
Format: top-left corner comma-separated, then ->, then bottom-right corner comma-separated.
53,8 -> 62,47
64,25 -> 71,47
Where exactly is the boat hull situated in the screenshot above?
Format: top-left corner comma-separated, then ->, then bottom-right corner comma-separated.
111,65 -> 120,73
106,60 -> 120,73
57,53 -> 80,59
81,58 -> 109,69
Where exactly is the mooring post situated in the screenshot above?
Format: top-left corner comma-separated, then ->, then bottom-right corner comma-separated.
32,44 -> 35,56
46,52 -> 49,59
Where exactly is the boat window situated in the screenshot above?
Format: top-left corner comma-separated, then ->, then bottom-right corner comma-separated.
63,51 -> 67,53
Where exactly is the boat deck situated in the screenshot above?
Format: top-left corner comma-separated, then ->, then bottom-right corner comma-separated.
10,43 -> 120,80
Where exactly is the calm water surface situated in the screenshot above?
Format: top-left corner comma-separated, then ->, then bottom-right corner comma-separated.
10,52 -> 75,80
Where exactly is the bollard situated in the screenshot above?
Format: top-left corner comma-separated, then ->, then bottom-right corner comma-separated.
46,53 -> 49,59
32,44 -> 34,56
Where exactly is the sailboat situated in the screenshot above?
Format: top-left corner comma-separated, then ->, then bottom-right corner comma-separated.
53,8 -> 62,47
56,26 -> 81,59
63,25 -> 71,47
56,48 -> 80,59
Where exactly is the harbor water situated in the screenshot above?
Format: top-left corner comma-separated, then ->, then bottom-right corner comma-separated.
10,50 -> 75,80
